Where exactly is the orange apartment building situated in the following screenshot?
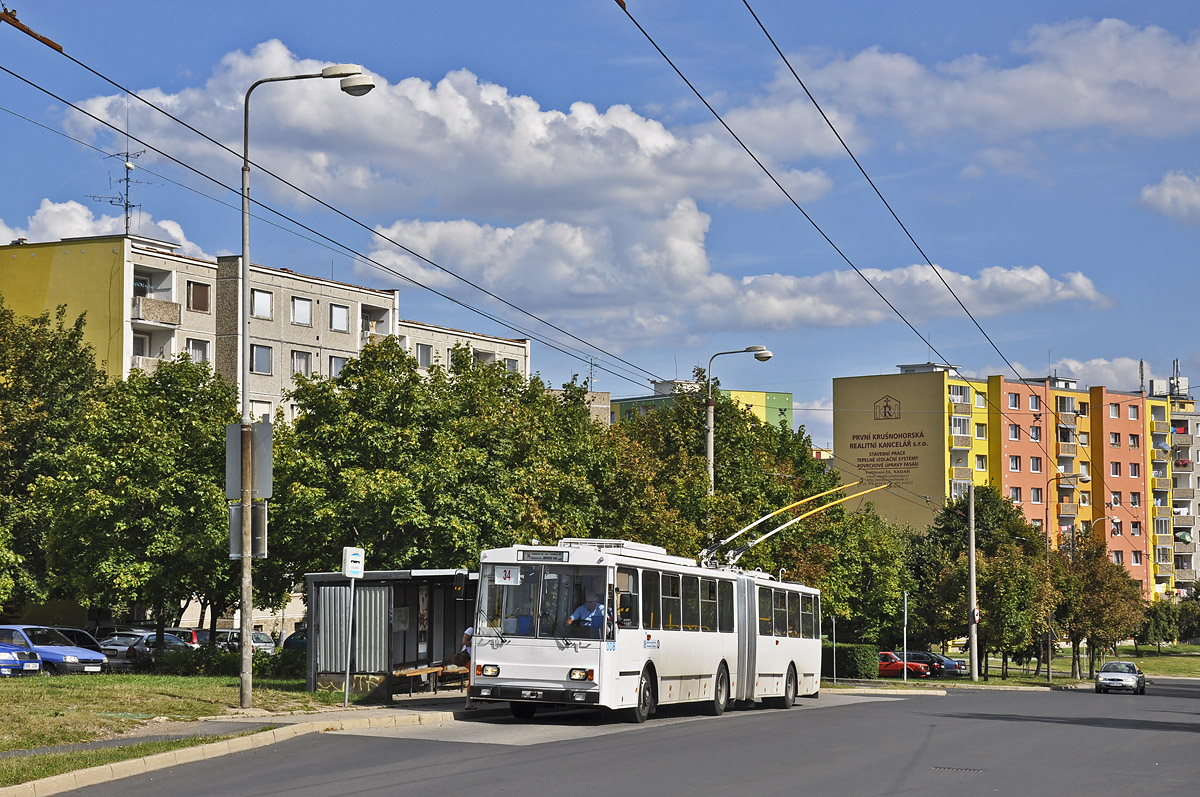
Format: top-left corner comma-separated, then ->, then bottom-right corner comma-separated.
833,363 -> 1175,600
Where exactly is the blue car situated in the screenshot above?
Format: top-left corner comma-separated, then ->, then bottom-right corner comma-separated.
0,625 -> 107,674
0,641 -> 40,676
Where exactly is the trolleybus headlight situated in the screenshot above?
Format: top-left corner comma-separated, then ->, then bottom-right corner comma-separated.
568,668 -> 594,681
480,664 -> 500,677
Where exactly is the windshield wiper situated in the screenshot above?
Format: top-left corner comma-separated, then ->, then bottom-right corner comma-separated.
478,607 -> 506,644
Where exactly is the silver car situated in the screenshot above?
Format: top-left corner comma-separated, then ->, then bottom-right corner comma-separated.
214,629 -> 276,655
100,631 -> 189,672
1095,660 -> 1146,694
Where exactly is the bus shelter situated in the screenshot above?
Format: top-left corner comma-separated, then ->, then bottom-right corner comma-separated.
304,569 -> 476,699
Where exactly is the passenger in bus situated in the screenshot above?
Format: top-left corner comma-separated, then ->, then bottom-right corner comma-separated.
567,593 -> 606,638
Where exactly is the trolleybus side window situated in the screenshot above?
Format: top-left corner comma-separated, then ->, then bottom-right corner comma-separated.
801,593 -> 817,639
616,567 -> 639,629
773,589 -> 788,637
682,576 -> 700,631
718,580 -> 734,633
700,578 -> 718,632
642,569 -> 660,630
758,587 -> 773,636
787,591 -> 800,638
662,574 -> 682,631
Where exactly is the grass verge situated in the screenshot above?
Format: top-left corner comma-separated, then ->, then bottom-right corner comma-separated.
0,728 -> 269,787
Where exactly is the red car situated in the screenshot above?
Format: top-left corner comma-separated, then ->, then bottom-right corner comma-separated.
878,651 -> 930,678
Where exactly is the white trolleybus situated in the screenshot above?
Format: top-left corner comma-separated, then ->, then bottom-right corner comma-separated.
469,538 -> 821,722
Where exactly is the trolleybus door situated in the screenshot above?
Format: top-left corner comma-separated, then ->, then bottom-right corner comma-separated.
609,565 -> 647,710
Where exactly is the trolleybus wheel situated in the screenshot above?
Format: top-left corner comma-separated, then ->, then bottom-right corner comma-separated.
706,664 -> 730,716
770,665 -> 797,709
629,667 -> 656,724
510,701 -> 537,719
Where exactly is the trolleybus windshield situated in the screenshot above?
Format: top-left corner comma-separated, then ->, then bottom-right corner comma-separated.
478,563 -> 608,640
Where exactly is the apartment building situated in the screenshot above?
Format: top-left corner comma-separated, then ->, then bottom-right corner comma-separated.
612,380 -> 794,428
2,234 -> 530,420
833,363 -> 1175,600
1149,372 -> 1198,597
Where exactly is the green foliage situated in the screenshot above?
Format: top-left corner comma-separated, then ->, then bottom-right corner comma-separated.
33,356 -> 238,617
1137,600 -> 1179,651
0,296 -> 107,610
1179,597 -> 1200,641
977,542 -> 1047,660
822,642 -> 879,679
153,646 -> 296,677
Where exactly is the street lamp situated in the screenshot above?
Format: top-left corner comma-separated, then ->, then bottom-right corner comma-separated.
705,345 -> 773,495
237,64 -> 374,709
1043,471 -> 1090,684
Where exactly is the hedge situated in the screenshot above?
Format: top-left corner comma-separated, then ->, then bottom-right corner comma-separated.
822,642 -> 878,679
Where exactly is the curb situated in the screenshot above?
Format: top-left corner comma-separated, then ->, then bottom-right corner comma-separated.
834,687 -> 947,696
0,710 -> 462,797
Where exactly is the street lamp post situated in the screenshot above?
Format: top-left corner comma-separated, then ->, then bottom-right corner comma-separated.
705,345 -> 772,495
1043,471 -> 1090,684
238,65 -> 374,709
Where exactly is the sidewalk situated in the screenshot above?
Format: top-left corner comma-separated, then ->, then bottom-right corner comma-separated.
0,693 -> 508,797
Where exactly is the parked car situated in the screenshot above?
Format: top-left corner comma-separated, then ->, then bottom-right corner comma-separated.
282,627 -> 307,653
214,630 -> 276,655
0,625 -> 107,674
878,651 -> 930,678
934,653 -> 968,676
99,631 -> 189,672
902,651 -> 945,677
87,624 -> 141,642
165,628 -> 209,649
1095,660 -> 1146,694
51,626 -> 104,655
0,641 -> 40,676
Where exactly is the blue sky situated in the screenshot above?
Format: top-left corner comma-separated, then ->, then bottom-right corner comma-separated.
3,1 -> 1200,448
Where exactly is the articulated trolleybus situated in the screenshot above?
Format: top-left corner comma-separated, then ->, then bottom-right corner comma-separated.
469,538 -> 821,722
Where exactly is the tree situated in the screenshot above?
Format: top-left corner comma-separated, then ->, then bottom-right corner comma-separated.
977,543 -> 1050,678
34,356 -> 237,630
0,296 -> 107,611
1136,600 -> 1179,654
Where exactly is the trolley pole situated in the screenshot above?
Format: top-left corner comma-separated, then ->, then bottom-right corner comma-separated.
968,482 -> 979,681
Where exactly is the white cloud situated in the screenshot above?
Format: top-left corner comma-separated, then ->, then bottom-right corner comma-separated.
973,357 -> 1158,393
1140,171 -> 1200,225
0,200 -> 210,259
793,397 -> 834,448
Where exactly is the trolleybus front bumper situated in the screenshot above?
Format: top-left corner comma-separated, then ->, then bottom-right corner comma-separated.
470,684 -> 600,705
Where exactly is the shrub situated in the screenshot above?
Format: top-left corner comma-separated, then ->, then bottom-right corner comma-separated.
822,642 -> 879,679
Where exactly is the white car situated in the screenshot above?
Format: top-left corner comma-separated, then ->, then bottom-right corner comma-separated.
1095,660 -> 1146,694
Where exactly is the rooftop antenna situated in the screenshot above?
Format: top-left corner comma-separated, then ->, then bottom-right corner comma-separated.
87,102 -> 153,234
1140,359 -> 1145,395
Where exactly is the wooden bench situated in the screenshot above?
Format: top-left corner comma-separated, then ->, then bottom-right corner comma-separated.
393,666 -> 444,696
440,665 -> 469,691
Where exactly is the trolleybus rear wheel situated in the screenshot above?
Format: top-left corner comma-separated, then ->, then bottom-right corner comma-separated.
630,667 -> 656,723
770,665 -> 797,709
706,664 -> 730,716
510,701 -> 537,719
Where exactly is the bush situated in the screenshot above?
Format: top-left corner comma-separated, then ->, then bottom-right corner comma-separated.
152,646 -> 304,678
823,642 -> 879,679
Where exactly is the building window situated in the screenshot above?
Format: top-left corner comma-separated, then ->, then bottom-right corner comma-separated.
1109,520 -> 1122,536
251,344 -> 272,374
1129,462 -> 1139,478
329,304 -> 350,333
1009,487 -> 1022,502
330,356 -> 348,377
975,455 -> 987,471
291,350 -> 311,377
291,297 -> 312,326
1110,492 -> 1121,506
1129,405 -> 1139,421
1031,487 -> 1043,504
251,289 -> 272,319
952,416 -> 970,436
1031,456 -> 1042,473
186,281 -> 211,313
1131,522 -> 1141,537
249,400 -> 272,422
1110,432 -> 1120,447
186,338 -> 209,363
1132,550 -> 1142,565
1009,456 -> 1021,472
1109,403 -> 1119,418
975,393 -> 986,408
416,343 -> 432,368
949,384 -> 968,402
1009,424 -> 1020,441
1078,402 -> 1088,416
1079,432 -> 1089,446
1128,434 -> 1140,449
504,358 -> 519,373
1030,395 -> 1040,411
1111,462 -> 1121,477
1176,554 -> 1192,571
132,334 -> 150,358
1080,461 -> 1090,477
1112,551 -> 1123,565
1130,492 -> 1140,507
1008,393 -> 1019,410
975,423 -> 987,440
1080,491 -> 1090,506
1030,426 -> 1041,442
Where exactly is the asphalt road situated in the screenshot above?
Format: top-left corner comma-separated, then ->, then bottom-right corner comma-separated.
73,679 -> 1200,796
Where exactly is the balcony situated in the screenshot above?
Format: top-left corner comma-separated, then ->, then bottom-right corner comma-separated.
131,296 -> 180,325
950,467 -> 971,481
1154,506 -> 1173,519
1152,420 -> 1172,434
130,355 -> 162,374
1157,534 -> 1176,547
949,401 -> 971,416
1155,561 -> 1175,576
1169,485 -> 1191,498
1173,514 -> 1196,527
1057,442 -> 1077,456
1175,459 -> 1195,473
1174,433 -> 1194,447
1175,567 -> 1196,582
360,330 -> 387,346
1056,503 -> 1079,517
1152,449 -> 1170,462
950,435 -> 972,450
1057,411 -> 1077,427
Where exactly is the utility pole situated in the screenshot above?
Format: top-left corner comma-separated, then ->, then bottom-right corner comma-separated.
968,482 -> 979,681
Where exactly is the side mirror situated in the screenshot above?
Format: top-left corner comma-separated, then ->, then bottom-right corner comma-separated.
618,593 -> 635,628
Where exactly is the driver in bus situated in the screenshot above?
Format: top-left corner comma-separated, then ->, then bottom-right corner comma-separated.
566,593 -> 606,638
